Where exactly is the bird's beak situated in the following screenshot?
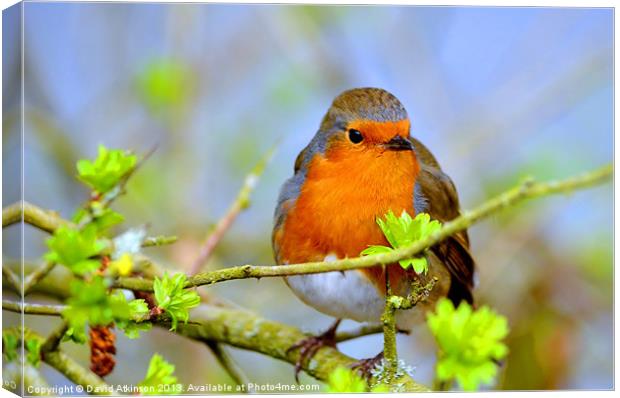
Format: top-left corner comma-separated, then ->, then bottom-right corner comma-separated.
382,135 -> 413,151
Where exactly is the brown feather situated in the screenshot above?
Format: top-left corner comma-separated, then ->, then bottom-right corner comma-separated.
412,137 -> 476,305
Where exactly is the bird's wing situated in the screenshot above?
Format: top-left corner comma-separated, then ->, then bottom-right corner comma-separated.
412,137 -> 476,305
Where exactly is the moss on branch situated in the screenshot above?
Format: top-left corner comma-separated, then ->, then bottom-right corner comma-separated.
171,304 -> 428,391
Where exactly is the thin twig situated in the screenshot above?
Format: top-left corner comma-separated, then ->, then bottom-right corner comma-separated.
382,265 -> 398,380
23,262 -> 57,295
2,265 -> 22,295
43,351 -> 112,395
141,235 -> 178,247
2,300 -> 65,316
206,341 -> 253,392
2,201 -> 70,232
41,322 -> 69,353
3,201 -> 171,250
115,164 -> 613,291
1,299 -> 152,323
190,147 -> 276,274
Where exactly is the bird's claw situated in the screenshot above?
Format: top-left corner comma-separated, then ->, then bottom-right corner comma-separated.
349,351 -> 384,382
287,320 -> 341,383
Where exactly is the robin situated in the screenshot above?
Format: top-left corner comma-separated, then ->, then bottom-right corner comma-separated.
272,87 -> 475,380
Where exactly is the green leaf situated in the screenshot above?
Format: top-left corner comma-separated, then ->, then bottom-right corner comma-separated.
25,339 -> 41,367
92,208 -> 125,233
2,329 -> 43,367
44,225 -> 106,275
138,354 -> 178,394
361,210 -> 440,274
326,366 -> 367,393
62,327 -> 87,345
118,321 -> 152,339
427,298 -> 509,391
408,257 -> 428,275
360,245 -> 393,257
62,277 -> 132,335
153,273 -> 200,331
77,145 -> 136,194
2,332 -> 18,362
115,297 -> 151,338
128,299 -> 149,320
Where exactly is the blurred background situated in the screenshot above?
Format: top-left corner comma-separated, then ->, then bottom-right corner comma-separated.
2,2 -> 613,392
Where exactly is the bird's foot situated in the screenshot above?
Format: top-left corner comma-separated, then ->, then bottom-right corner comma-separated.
349,351 -> 384,381
287,319 -> 341,383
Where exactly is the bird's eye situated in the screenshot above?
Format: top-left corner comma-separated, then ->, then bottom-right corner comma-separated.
348,129 -> 363,144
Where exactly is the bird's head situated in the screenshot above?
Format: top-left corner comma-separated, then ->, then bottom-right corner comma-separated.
296,87 -> 417,173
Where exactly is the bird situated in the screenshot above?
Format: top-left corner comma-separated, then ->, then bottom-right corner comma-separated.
272,87 -> 475,380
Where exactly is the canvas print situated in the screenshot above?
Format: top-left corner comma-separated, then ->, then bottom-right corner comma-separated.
1,1 -> 613,395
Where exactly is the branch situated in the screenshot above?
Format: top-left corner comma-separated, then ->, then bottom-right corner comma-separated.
2,201 -> 176,250
43,351 -> 111,395
381,268 -> 398,380
2,265 -> 22,295
23,262 -> 57,295
141,235 -> 178,247
21,328 -> 112,395
190,147 -> 275,274
2,300 -> 65,316
382,277 -> 439,381
206,341 -> 253,391
171,304 -> 428,391
0,299 -> 161,326
41,322 -> 69,354
115,164 -> 613,291
3,201 -> 69,233
2,276 -> 428,391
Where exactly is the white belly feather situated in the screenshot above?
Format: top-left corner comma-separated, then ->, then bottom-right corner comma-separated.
284,253 -> 450,330
286,270 -> 384,323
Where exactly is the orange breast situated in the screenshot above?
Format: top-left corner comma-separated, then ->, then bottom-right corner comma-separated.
276,143 -> 420,294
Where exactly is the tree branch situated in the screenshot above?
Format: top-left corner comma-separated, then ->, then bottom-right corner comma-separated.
2,201 -> 176,249
17,328 -> 112,395
40,322 -> 69,354
206,340 -> 253,391
2,300 -> 65,316
23,262 -> 57,295
171,304 -> 428,391
115,163 -> 612,292
2,265 -> 22,295
2,277 -> 428,391
141,235 -> 178,247
3,201 -> 69,233
381,267 -> 400,380
43,351 -> 111,395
